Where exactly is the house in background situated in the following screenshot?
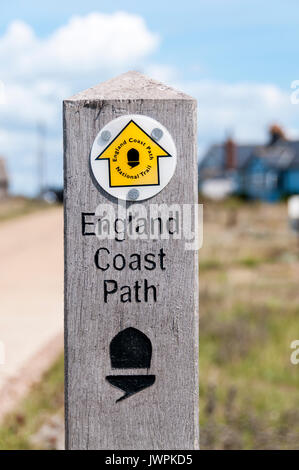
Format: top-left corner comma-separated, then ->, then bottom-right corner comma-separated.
0,157 -> 9,199
198,137 -> 256,199
199,126 -> 299,202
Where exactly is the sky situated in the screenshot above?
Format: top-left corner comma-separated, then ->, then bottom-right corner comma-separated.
0,0 -> 299,195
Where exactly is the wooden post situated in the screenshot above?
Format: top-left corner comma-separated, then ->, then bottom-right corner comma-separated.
64,71 -> 199,450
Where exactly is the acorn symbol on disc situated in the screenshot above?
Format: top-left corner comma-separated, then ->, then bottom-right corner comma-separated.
127,148 -> 140,168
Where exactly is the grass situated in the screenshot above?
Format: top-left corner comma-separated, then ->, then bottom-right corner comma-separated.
200,200 -> 299,449
0,197 -> 58,224
238,256 -> 262,267
0,354 -> 64,450
200,259 -> 223,271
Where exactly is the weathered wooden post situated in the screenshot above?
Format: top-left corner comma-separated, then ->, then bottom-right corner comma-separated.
64,71 -> 199,450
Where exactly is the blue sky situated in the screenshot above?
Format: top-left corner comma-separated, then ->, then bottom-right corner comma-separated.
0,0 -> 298,194
1,0 -> 298,87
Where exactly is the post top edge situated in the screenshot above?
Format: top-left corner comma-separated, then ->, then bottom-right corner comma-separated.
64,71 -> 196,102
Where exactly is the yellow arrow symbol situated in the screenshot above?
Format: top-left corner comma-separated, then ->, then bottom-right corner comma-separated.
96,120 -> 171,188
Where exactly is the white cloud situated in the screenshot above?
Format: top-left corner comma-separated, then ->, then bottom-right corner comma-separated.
0,12 -> 159,195
0,82 -> 67,127
0,12 -> 298,195
143,64 -> 178,83
0,13 -> 159,82
176,80 -> 299,154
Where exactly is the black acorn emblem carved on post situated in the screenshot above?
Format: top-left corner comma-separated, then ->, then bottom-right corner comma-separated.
106,327 -> 155,402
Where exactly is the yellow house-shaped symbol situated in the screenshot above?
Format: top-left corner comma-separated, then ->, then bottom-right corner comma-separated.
96,120 -> 171,188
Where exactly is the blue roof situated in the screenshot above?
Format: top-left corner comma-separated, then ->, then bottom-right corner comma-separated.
252,139 -> 299,170
200,138 -> 299,173
199,143 -> 256,171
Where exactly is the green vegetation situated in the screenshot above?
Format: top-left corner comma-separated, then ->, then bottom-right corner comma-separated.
0,354 -> 64,450
238,256 -> 261,267
200,259 -> 223,271
200,200 -> 299,449
0,197 -> 59,224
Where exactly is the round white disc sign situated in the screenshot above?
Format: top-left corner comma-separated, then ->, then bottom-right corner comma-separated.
90,115 -> 177,201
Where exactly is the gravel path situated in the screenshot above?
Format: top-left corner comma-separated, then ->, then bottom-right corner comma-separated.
0,208 -> 63,420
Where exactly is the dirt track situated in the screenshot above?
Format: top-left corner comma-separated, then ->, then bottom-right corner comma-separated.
0,208 -> 63,418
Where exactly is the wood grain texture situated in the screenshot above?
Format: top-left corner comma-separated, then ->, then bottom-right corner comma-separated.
64,72 -> 199,450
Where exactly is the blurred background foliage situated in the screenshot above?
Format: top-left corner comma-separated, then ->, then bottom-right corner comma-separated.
200,198 -> 299,450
